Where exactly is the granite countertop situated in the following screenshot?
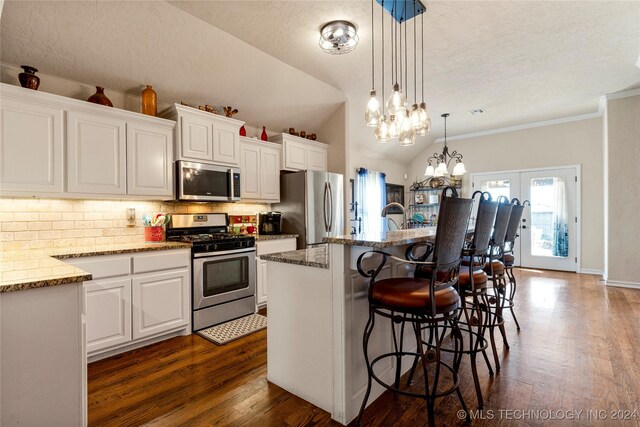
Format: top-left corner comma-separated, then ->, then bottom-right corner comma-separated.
255,234 -> 298,241
0,241 -> 192,293
323,227 -> 438,249
260,246 -> 328,269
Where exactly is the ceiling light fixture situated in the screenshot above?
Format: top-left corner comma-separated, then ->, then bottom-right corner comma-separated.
424,113 -> 466,177
319,20 -> 359,55
367,0 -> 430,144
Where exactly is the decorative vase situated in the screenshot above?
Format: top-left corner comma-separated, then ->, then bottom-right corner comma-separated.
18,65 -> 40,90
239,125 -> 247,136
87,86 -> 113,107
260,126 -> 268,141
141,85 -> 157,116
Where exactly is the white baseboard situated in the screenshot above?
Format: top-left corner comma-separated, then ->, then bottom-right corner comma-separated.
605,280 -> 640,289
579,269 -> 603,276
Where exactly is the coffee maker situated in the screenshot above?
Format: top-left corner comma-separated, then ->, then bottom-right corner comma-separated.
258,212 -> 282,235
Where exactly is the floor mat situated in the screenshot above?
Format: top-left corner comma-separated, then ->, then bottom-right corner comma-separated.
196,314 -> 267,345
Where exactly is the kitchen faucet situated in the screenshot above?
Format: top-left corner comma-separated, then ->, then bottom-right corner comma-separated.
381,202 -> 409,230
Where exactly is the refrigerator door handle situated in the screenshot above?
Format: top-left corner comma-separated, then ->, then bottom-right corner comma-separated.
324,182 -> 330,232
327,181 -> 333,232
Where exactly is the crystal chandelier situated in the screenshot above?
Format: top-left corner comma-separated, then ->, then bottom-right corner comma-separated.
366,0 -> 431,144
424,113 -> 466,177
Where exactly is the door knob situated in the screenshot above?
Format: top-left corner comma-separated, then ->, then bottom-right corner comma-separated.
522,225 -> 527,229
522,218 -> 527,223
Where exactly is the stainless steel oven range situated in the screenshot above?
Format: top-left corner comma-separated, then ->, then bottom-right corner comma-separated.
166,213 -> 256,331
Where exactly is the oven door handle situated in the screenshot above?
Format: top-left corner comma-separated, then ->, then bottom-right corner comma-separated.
193,248 -> 256,258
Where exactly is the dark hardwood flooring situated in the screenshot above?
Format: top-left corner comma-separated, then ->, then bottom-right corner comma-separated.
88,269 -> 640,426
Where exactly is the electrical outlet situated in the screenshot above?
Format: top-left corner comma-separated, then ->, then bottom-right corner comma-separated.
126,208 -> 136,225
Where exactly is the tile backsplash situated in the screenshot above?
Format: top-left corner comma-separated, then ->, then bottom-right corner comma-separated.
0,198 -> 268,251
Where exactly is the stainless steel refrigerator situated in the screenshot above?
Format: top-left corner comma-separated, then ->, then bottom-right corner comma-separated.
276,170 -> 344,248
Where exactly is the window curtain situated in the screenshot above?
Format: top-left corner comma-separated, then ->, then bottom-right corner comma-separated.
356,168 -> 386,235
552,177 -> 569,257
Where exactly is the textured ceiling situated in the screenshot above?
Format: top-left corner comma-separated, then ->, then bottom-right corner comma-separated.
170,0 -> 640,163
0,1 -> 345,136
1,1 -> 639,165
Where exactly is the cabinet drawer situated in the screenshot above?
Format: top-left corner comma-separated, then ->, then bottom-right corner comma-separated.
66,256 -> 131,279
256,238 -> 297,256
133,250 -> 190,274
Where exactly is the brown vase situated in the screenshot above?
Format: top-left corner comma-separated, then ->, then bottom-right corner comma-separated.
87,86 -> 113,107
18,65 -> 40,90
141,85 -> 157,116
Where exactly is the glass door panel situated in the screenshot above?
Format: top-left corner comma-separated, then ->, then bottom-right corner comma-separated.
520,168 -> 576,271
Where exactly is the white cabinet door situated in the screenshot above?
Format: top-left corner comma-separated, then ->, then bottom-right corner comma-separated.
307,145 -> 328,172
256,257 -> 268,306
180,114 -> 213,161
240,142 -> 261,199
67,111 -> 126,194
283,139 -> 307,171
132,269 -> 190,340
0,98 -> 64,193
213,122 -> 240,166
261,146 -> 281,201
127,122 -> 173,197
84,277 -> 132,353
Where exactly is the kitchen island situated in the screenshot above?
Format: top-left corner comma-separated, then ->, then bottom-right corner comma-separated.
0,241 -> 191,426
262,227 -> 438,425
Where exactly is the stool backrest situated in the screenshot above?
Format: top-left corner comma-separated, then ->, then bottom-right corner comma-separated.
469,191 -> 499,256
491,196 -> 513,252
433,187 -> 473,269
504,198 -> 527,252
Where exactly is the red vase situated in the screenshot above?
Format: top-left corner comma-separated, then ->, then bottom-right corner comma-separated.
239,125 -> 246,136
87,86 -> 113,107
260,126 -> 268,141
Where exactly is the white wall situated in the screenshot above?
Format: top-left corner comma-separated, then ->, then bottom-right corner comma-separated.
408,117 -> 604,272
604,93 -> 640,285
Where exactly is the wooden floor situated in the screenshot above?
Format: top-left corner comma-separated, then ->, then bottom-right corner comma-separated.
88,269 -> 640,426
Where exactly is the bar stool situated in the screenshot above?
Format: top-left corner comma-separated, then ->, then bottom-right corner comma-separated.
455,191 -> 499,408
356,187 -> 473,427
501,198 -> 529,330
483,197 -> 513,372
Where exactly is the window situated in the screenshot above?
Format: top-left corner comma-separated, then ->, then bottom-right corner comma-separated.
356,168 -> 386,235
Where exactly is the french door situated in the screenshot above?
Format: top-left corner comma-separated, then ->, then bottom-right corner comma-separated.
472,167 -> 578,272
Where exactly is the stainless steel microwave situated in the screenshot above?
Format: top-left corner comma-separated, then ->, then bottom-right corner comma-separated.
176,161 -> 241,202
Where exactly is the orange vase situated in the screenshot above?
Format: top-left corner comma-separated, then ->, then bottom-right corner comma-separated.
141,85 -> 157,116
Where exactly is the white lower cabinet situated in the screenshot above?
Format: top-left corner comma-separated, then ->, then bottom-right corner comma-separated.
255,238 -> 296,307
132,269 -> 190,340
84,277 -> 132,353
66,249 -> 190,359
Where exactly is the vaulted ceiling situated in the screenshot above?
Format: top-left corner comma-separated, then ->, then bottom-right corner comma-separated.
1,1 -> 639,164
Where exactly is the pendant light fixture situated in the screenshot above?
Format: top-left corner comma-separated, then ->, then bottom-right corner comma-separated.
424,113 -> 466,177
366,0 -> 427,145
365,0 -> 381,127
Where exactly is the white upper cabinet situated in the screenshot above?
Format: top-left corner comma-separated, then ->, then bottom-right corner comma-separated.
240,141 -> 261,199
126,121 -> 173,197
239,137 -> 281,202
0,94 -> 64,193
161,104 -> 244,167
269,133 -> 328,172
213,121 -> 241,165
67,110 -> 127,195
0,83 -> 175,199
260,144 -> 281,200
307,145 -> 328,172
180,113 -> 213,162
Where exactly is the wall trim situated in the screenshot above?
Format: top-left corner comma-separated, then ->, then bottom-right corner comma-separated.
433,112 -> 602,143
605,88 -> 640,101
579,269 -> 603,276
605,280 -> 640,289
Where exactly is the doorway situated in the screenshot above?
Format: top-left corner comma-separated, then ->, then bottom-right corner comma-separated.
471,167 -> 578,272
